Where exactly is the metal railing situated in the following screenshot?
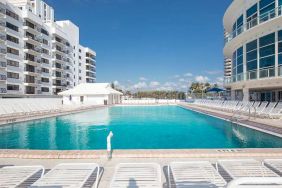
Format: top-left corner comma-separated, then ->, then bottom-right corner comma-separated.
225,66 -> 279,84
0,87 -> 7,93
225,5 -> 282,44
0,74 -> 6,80
0,61 -> 6,68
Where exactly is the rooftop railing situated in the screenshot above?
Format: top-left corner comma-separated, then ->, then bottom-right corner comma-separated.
225,5 -> 282,44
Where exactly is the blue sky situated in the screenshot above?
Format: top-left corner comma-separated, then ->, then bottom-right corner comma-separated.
46,0 -> 232,91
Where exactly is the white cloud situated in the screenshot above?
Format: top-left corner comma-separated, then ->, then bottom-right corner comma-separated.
179,78 -> 185,82
174,75 -> 180,78
113,80 -> 119,86
139,77 -> 147,81
149,81 -> 160,87
205,70 -> 222,75
133,82 -> 147,89
184,73 -> 193,77
195,75 -> 210,83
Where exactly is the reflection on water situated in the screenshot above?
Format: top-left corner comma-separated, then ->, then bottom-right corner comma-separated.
0,106 -> 282,150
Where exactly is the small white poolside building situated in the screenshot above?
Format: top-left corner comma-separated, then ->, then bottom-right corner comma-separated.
58,83 -> 123,105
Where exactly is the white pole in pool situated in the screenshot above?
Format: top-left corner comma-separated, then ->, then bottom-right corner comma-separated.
107,131 -> 114,159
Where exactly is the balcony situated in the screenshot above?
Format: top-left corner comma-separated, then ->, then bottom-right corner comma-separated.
23,35 -> 41,45
0,48 -> 6,55
0,87 -> 6,94
24,46 -> 41,55
0,34 -> 6,43
225,66 -> 281,85
0,74 -> 6,81
23,22 -> 41,34
0,61 -> 6,68
225,6 -> 282,44
24,57 -> 41,66
0,20 -> 5,30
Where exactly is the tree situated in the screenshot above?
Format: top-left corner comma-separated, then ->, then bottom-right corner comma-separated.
111,82 -> 115,89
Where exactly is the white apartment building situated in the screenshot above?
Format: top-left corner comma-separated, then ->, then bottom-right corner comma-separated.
224,0 -> 282,102
0,0 -> 96,96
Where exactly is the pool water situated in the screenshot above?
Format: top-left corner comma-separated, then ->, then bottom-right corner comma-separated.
1,105 -> 282,150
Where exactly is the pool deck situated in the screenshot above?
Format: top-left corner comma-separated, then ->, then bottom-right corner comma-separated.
179,102 -> 282,138
1,150 -> 282,188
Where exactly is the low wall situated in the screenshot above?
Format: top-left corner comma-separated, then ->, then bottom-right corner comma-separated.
122,99 -> 182,104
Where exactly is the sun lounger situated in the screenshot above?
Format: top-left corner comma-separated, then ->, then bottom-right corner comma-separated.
31,163 -> 100,188
168,161 -> 227,188
0,165 -> 44,187
110,163 -> 162,188
227,177 -> 282,187
269,102 -> 282,119
258,102 -> 277,118
264,159 -> 282,175
218,159 -> 278,179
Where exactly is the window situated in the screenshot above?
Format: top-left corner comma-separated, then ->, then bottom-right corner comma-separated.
42,58 -> 49,64
6,9 -> 19,20
7,84 -> 19,91
278,30 -> 282,65
6,35 -> 19,44
42,48 -> 49,55
232,15 -> 243,37
247,3 -> 258,29
25,75 -> 35,83
232,46 -> 244,81
41,77 -> 49,83
42,68 -> 49,73
41,28 -> 49,36
260,0 -> 275,22
7,47 -> 19,55
259,33 -> 275,68
41,87 -> 49,92
7,59 -> 19,67
6,22 -> 18,32
7,72 -> 19,79
79,49 -> 81,53
42,39 -> 48,45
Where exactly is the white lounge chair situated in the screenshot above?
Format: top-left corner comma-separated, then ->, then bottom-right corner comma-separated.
253,101 -> 268,116
31,163 -> 100,188
0,165 -> 44,187
264,159 -> 282,175
258,102 -> 277,118
168,161 -> 227,188
227,177 -> 282,188
269,102 -> 282,119
217,159 -> 278,179
110,163 -> 162,188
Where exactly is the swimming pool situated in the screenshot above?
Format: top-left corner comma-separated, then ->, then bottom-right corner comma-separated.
1,105 -> 282,150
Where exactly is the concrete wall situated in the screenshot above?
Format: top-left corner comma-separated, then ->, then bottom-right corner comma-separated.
62,94 -> 121,106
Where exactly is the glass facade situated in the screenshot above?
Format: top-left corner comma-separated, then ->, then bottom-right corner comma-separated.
231,30 -> 282,82
246,39 -> 258,79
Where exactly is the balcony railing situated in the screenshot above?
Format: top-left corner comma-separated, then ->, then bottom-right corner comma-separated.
225,66 -> 281,84
225,5 -> 282,44
0,74 -> 6,80
0,61 -> 6,68
0,48 -> 6,54
0,87 -> 6,93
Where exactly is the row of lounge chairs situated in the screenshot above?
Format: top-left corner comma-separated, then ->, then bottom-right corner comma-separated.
2,159 -> 282,187
194,99 -> 282,119
0,99 -> 98,118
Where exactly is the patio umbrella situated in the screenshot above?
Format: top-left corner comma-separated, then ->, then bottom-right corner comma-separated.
207,87 -> 226,93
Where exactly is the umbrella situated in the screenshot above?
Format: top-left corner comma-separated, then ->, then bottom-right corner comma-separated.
207,87 -> 226,93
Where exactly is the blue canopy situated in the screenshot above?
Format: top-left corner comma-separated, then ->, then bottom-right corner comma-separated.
207,87 -> 226,93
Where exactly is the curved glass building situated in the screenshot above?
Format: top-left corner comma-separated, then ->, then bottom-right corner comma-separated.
224,0 -> 282,101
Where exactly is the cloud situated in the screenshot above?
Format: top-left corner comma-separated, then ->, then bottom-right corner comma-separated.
139,77 -> 147,81
184,73 -> 193,77
195,75 -> 209,83
149,81 -> 160,87
179,78 -> 186,82
205,70 -> 222,75
113,80 -> 119,86
133,82 -> 147,89
174,75 -> 180,78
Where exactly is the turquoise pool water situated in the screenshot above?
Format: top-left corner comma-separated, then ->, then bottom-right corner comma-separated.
1,105 -> 282,150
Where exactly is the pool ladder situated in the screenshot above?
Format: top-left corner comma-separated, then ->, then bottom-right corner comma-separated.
230,104 -> 257,123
